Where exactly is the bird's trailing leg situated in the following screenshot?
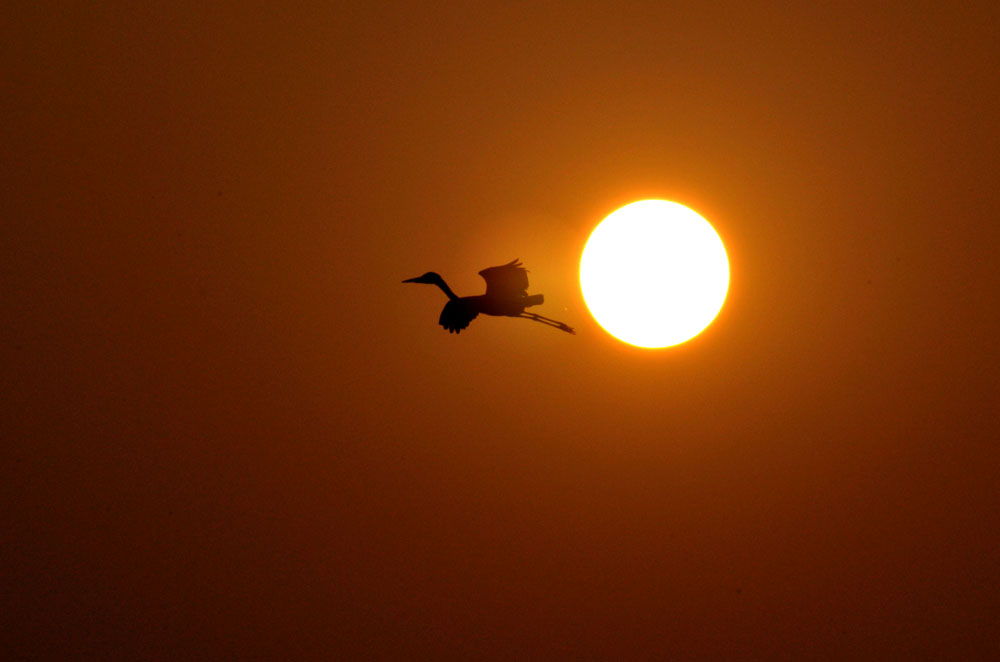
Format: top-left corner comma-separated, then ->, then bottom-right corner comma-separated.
518,312 -> 575,335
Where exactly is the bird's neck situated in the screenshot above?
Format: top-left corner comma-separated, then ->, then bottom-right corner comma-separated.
434,279 -> 458,301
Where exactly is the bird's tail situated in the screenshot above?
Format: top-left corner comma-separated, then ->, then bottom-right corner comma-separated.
523,294 -> 544,308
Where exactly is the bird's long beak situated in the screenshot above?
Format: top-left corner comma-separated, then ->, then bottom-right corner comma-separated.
402,277 -> 420,283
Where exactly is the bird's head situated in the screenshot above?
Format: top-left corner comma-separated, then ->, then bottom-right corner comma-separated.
402,272 -> 443,286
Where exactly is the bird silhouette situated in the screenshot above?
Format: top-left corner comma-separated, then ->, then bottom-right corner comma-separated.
403,259 -> 575,335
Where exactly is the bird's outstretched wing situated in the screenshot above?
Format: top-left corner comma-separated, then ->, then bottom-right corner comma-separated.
478,259 -> 529,298
439,299 -> 478,333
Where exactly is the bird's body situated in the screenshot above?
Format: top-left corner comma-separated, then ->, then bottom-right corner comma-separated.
403,259 -> 574,334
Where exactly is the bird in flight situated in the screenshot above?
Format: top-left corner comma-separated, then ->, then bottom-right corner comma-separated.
403,259 -> 575,335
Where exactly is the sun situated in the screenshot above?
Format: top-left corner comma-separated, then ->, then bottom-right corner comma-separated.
580,200 -> 729,348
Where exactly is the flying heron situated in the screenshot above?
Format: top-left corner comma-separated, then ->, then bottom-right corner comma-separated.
403,259 -> 575,335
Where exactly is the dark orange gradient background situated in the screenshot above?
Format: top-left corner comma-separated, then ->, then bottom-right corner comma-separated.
4,2 -> 998,659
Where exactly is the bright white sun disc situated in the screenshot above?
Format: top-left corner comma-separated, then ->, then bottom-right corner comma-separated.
580,200 -> 729,348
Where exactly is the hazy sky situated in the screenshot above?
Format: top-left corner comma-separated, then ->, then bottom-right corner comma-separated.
5,2 -> 998,658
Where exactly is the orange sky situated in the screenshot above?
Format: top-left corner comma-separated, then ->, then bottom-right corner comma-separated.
5,2 -> 999,658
